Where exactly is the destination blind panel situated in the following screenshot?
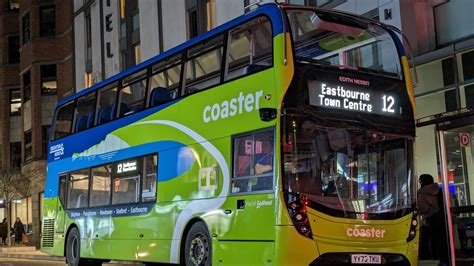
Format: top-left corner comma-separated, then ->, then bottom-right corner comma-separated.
308,73 -> 402,117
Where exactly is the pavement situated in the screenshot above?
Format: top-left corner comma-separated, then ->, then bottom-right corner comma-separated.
0,245 -> 64,262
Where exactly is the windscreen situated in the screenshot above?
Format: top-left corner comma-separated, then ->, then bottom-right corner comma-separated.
282,113 -> 414,218
286,9 -> 402,79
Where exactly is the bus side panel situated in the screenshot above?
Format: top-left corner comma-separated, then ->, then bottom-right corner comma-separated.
217,241 -> 274,265
274,225 -> 319,265
41,197 -> 65,256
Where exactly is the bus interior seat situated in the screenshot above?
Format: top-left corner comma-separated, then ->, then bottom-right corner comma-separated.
86,112 -> 94,128
111,102 -> 129,118
130,102 -> 145,113
74,115 -> 88,132
97,107 -> 111,124
150,87 -> 171,107
75,192 -> 85,208
244,64 -> 268,74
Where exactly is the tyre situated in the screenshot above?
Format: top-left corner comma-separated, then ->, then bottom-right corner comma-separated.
183,222 -> 212,266
65,227 -> 92,266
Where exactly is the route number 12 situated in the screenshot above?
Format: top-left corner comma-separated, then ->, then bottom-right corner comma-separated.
382,95 -> 395,113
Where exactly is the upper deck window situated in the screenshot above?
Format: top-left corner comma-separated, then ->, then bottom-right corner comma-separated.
286,10 -> 402,79
97,83 -> 119,125
149,55 -> 182,106
119,69 -> 147,116
53,102 -> 75,140
226,16 -> 273,81
184,35 -> 224,95
74,92 -> 96,133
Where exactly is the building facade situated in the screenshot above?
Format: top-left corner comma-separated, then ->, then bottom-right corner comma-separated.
407,0 -> 474,261
72,0 -> 244,92
0,0 -> 73,246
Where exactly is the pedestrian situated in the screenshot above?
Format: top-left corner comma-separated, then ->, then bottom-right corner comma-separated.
417,174 -> 449,266
13,217 -> 24,245
0,218 -> 7,245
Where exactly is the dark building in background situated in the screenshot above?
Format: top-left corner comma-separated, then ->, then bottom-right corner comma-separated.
0,0 -> 73,246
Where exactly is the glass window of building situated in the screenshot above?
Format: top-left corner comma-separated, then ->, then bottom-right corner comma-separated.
42,126 -> 50,157
9,0 -> 19,10
24,131 -> 32,161
9,89 -> 21,116
22,13 -> 30,45
40,6 -> 55,36
85,10 -> 92,64
41,65 -> 57,95
10,142 -> 21,169
8,36 -> 20,64
23,71 -> 31,102
187,0 -> 214,39
119,0 -> 140,69
462,50 -> 474,81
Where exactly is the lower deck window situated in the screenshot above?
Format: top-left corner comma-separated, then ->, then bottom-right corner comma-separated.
60,154 -> 157,209
67,169 -> 90,209
232,129 -> 274,193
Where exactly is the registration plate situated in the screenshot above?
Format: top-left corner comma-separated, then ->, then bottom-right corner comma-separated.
351,254 -> 382,264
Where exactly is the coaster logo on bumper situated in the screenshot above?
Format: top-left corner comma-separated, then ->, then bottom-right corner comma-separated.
346,227 -> 386,238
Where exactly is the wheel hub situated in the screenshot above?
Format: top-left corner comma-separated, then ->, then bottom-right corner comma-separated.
189,233 -> 208,265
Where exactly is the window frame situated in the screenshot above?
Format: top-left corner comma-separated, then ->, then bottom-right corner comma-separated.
40,64 -> 57,95
231,127 -> 275,194
8,35 -> 20,64
9,89 -> 21,116
39,5 -> 56,37
22,13 -> 30,45
23,70 -> 31,102
24,130 -> 32,162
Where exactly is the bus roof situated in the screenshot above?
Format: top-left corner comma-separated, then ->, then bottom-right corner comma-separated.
57,2 -> 284,108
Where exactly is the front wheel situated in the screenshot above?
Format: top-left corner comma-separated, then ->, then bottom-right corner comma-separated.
184,222 -> 212,266
65,227 -> 82,266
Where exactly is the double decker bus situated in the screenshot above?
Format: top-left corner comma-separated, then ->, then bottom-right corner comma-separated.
42,2 -> 418,265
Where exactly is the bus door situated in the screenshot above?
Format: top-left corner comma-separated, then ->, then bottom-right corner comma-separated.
56,174 -> 68,235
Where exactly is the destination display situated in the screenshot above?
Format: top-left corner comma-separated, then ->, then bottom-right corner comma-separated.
112,158 -> 141,176
308,75 -> 401,117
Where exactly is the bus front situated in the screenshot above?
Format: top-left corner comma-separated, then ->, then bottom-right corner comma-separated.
278,7 -> 417,265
